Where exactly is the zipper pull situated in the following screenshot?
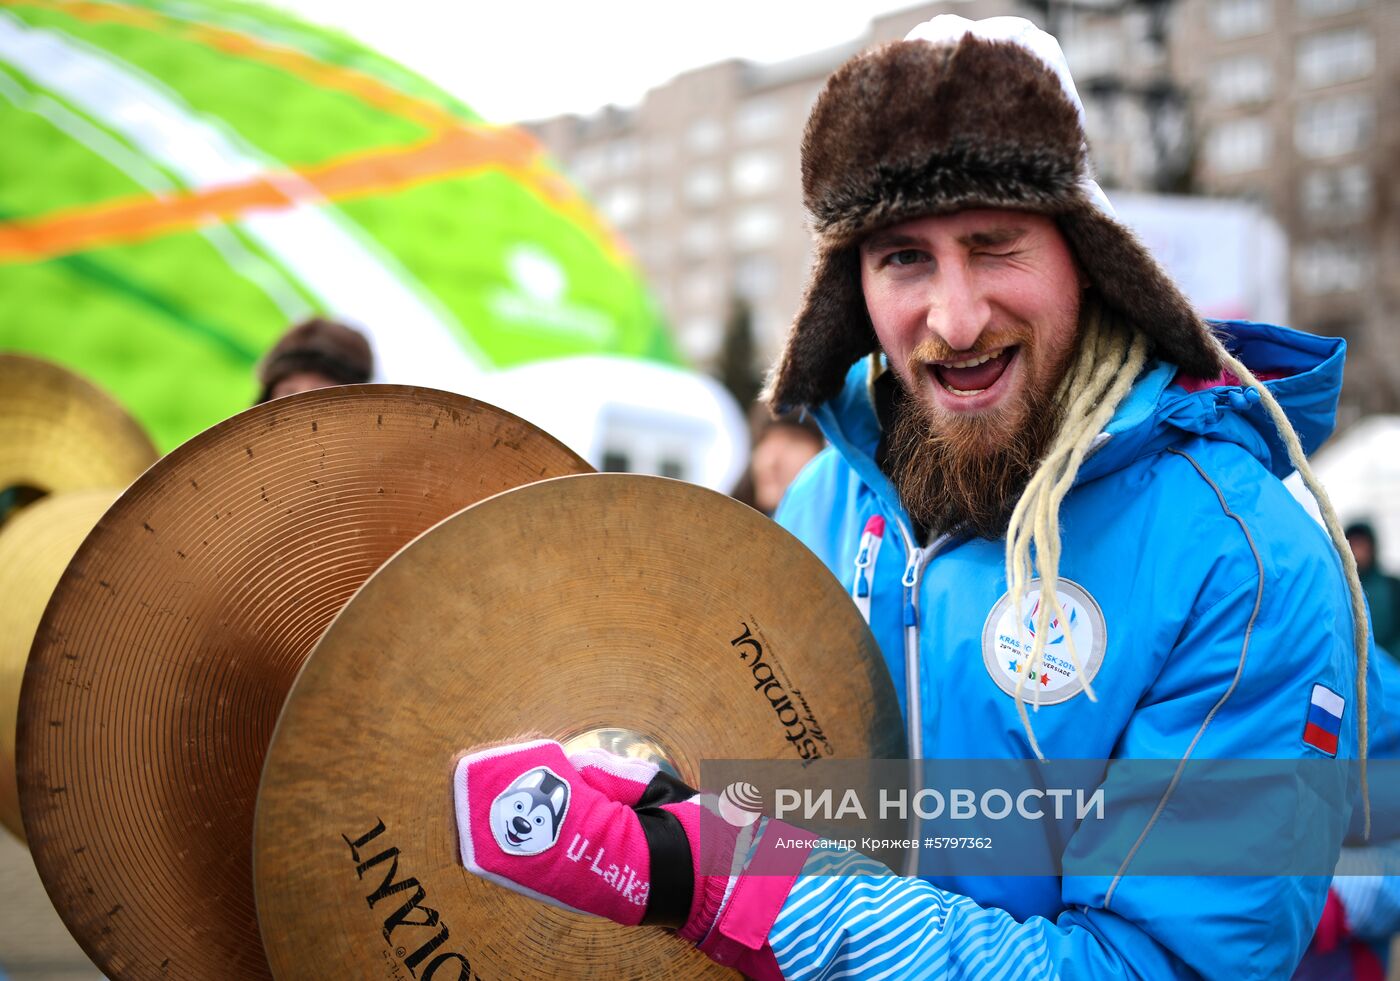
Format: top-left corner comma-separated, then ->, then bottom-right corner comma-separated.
851,515 -> 886,623
855,515 -> 885,568
901,559 -> 918,587
901,550 -> 920,627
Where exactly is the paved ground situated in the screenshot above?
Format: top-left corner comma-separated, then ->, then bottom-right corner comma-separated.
0,832 -> 102,981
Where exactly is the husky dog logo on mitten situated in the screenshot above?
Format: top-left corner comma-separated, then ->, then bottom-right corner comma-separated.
490,766 -> 570,856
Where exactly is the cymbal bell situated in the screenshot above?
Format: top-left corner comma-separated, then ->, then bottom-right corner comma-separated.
0,353 -> 157,498
0,489 -> 118,842
254,473 -> 904,980
17,387 -> 590,980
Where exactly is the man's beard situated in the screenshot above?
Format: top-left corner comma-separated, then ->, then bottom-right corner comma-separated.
884,334 -> 1078,542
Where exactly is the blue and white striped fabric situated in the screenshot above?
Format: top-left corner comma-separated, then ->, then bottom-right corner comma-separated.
770,848 -> 1053,981
1333,842 -> 1400,940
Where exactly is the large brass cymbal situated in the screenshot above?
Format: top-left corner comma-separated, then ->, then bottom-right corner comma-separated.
17,387 -> 590,980
0,353 -> 157,495
0,489 -> 118,843
254,473 -> 904,980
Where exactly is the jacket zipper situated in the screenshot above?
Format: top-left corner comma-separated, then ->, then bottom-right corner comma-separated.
891,520 -> 954,761
890,519 -> 953,876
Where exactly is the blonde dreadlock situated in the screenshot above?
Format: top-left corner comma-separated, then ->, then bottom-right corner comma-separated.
1001,303 -> 1372,834
1214,343 -> 1372,836
1002,303 -> 1372,828
1004,302 -> 1146,754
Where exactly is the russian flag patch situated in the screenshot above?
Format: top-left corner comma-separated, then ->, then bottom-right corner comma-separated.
1303,684 -> 1345,757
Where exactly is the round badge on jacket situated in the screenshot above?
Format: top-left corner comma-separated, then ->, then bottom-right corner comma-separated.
981,578 -> 1106,705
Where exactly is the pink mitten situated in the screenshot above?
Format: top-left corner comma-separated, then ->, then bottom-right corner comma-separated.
454,739 -> 818,979
454,739 -> 662,925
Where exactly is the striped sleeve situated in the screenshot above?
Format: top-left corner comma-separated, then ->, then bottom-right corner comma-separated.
769,848 -> 1056,981
1333,842 -> 1400,940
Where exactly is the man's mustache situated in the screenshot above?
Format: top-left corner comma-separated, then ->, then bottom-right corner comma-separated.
906,328 -> 1034,368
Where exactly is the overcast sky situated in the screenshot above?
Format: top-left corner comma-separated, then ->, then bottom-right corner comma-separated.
262,0 -> 928,123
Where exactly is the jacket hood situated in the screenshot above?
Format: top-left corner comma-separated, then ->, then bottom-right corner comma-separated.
810,320 -> 1345,520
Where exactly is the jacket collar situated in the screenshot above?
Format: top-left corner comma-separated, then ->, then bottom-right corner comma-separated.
809,320 -> 1345,496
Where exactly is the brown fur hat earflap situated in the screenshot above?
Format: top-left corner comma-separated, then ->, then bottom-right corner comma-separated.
767,245 -> 876,409
766,25 -> 1220,411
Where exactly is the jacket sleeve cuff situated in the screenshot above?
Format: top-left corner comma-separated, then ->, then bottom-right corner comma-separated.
692,823 -> 819,979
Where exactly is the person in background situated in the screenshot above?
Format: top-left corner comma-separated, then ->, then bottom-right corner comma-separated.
1293,524 -> 1400,979
1347,521 -> 1400,657
750,410 -> 825,516
255,318 -> 374,404
1294,646 -> 1400,981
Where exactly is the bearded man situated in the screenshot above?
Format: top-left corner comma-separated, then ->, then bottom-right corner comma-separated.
451,16 -> 1375,979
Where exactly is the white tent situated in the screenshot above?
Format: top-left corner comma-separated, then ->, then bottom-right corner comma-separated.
1310,415 -> 1400,569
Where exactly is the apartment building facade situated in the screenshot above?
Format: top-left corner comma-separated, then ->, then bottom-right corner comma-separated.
1175,0 -> 1399,416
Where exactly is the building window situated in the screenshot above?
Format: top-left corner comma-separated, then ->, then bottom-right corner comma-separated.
679,315 -> 722,362
686,118 -> 724,155
1125,8 -> 1167,65
728,205 -> 784,249
1299,165 -> 1372,222
1205,117 -> 1272,174
1296,0 -> 1366,18
1209,0 -> 1272,37
601,451 -> 631,473
731,151 -> 780,196
1212,54 -> 1273,106
1297,28 -> 1375,88
571,146 -> 605,184
684,166 -> 723,207
606,138 -> 639,176
681,269 -> 719,308
1295,95 -> 1373,158
1294,240 -> 1370,294
736,98 -> 782,142
600,186 -> 641,227
733,207 -> 780,249
1062,25 -> 1119,79
748,307 -> 780,352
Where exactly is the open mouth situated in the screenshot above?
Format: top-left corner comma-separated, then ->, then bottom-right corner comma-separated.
930,347 -> 1017,396
505,828 -> 525,845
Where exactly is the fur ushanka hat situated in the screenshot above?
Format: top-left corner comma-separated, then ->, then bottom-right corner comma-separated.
767,16 -> 1221,410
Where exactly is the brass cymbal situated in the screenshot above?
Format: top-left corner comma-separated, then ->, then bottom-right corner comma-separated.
17,387 -> 590,980
0,353 -> 157,496
0,489 -> 118,843
254,473 -> 904,980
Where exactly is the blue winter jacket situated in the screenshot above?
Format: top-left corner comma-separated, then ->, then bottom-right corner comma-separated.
767,321 -> 1375,980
